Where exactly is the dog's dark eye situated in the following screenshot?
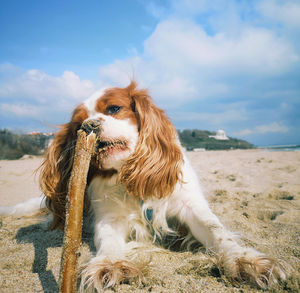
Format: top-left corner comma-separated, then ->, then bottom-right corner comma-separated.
106,105 -> 122,115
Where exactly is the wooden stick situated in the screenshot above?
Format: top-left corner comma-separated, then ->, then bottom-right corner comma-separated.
59,130 -> 96,293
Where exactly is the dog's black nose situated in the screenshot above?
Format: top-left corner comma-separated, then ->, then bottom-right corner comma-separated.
81,119 -> 101,135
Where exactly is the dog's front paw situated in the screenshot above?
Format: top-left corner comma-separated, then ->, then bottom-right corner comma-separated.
80,257 -> 145,292
221,249 -> 286,289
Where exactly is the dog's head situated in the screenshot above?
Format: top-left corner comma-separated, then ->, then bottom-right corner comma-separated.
40,81 -> 183,228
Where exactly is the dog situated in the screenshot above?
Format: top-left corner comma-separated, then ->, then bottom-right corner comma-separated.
4,81 -> 286,291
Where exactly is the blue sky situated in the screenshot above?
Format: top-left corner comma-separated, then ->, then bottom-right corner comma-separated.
1,0 -> 300,146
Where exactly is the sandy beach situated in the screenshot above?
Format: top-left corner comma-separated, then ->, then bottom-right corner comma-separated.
0,149 -> 299,292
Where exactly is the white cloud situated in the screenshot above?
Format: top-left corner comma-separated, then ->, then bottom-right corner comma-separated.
0,64 -> 95,106
98,58 -> 142,87
256,122 -> 289,134
258,0 -> 300,27
235,122 -> 289,136
234,129 -> 253,136
172,109 -> 248,125
145,19 -> 298,74
0,103 -> 41,118
0,64 -> 96,124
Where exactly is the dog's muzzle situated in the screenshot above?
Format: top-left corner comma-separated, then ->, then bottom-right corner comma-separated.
81,119 -> 101,136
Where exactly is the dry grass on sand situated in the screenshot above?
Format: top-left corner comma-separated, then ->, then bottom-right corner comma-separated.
0,150 -> 300,292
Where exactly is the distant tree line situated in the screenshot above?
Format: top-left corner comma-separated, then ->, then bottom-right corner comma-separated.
178,129 -> 254,150
0,129 -> 254,160
0,129 -> 53,160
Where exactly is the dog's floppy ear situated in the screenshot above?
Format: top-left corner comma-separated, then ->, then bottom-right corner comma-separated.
39,105 -> 88,229
119,82 -> 183,199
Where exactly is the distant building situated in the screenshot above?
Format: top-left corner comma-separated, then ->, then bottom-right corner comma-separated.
193,148 -> 206,152
28,132 -> 54,136
209,129 -> 229,140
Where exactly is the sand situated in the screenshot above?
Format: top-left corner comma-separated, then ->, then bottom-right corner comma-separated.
0,150 -> 299,292
0,156 -> 42,206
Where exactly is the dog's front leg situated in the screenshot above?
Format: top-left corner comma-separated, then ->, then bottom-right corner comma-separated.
80,215 -> 144,292
80,176 -> 147,292
168,168 -> 286,289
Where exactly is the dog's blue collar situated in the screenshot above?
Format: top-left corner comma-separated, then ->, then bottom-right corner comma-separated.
141,200 -> 153,222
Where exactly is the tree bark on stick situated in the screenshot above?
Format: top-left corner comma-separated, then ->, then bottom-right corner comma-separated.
59,130 -> 96,293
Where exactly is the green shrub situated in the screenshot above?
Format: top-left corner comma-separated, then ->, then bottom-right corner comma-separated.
178,129 -> 254,150
0,129 -> 53,160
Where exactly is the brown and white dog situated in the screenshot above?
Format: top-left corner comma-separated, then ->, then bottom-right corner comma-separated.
2,81 -> 286,291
